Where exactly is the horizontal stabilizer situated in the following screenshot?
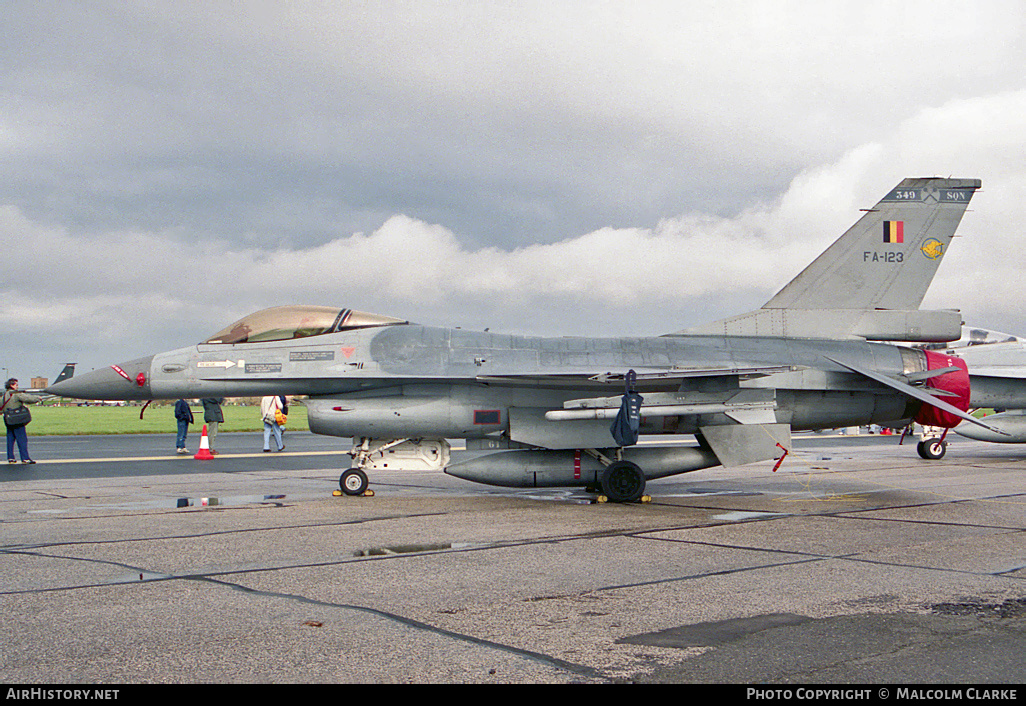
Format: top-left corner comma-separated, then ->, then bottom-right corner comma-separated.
823,355 -> 1007,435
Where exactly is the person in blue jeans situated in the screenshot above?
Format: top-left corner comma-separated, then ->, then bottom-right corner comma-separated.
260,395 -> 284,452
3,379 -> 40,464
174,399 -> 193,454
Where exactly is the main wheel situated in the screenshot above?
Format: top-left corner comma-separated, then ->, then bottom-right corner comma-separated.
339,468 -> 369,496
600,461 -> 646,503
917,439 -> 947,460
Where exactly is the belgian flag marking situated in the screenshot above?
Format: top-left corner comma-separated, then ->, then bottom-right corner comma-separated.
883,220 -> 904,244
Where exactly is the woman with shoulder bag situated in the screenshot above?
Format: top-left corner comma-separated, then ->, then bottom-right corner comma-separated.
3,378 -> 41,464
260,395 -> 285,452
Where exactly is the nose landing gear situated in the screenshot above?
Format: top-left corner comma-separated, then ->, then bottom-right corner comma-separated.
339,468 -> 370,496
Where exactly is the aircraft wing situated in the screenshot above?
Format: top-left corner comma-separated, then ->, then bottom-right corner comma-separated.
964,367 -> 1026,379
588,365 -> 802,381
476,364 -> 803,388
482,367 -> 794,466
953,340 -> 1026,378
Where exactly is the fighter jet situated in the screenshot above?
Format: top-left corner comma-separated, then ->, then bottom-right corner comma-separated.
48,177 -> 999,501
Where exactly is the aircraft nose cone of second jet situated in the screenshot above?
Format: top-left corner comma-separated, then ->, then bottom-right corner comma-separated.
46,356 -> 154,400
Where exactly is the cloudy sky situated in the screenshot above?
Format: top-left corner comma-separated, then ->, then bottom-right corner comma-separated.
2,1 -> 1026,382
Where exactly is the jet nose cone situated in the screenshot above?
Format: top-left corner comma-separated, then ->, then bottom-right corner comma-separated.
47,356 -> 154,400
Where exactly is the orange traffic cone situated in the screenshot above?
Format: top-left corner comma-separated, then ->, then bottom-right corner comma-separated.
194,425 -> 215,460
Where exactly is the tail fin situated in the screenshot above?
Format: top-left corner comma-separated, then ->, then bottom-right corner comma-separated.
766,177 -> 979,310
24,364 -> 76,396
683,177 -> 980,341
53,363 -> 76,386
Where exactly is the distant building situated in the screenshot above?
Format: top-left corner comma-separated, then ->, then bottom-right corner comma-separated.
31,377 -> 47,389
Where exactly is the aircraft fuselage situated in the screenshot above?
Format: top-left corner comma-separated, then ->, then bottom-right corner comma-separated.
57,324 -> 920,439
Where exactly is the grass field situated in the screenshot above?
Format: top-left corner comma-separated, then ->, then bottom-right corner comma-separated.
23,403 -> 309,436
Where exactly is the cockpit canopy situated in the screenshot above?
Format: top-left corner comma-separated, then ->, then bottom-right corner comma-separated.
203,306 -> 407,344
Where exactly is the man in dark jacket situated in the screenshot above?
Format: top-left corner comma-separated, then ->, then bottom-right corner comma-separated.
201,398 -> 225,454
174,399 -> 193,454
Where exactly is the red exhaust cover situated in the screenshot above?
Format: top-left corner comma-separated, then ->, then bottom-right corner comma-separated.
913,350 -> 970,428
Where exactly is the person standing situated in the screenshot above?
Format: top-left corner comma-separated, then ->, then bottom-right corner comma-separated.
174,399 -> 193,454
3,378 -> 41,464
201,397 -> 225,454
260,395 -> 284,452
277,395 -> 289,437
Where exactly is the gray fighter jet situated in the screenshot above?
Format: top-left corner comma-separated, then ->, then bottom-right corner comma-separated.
49,177 -> 999,501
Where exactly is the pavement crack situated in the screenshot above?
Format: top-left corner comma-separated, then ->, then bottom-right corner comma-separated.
0,548 -> 167,593
1,513 -> 446,551
188,574 -> 607,681
599,556 -> 826,591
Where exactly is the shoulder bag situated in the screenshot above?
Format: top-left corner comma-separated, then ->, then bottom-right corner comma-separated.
1,393 -> 31,428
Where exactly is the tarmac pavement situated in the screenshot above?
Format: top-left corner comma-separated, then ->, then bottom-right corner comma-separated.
1,432 -> 1024,684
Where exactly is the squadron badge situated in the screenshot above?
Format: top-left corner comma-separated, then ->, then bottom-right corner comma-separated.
921,238 -> 944,260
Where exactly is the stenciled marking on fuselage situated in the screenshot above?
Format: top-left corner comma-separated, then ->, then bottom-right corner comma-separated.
197,360 -> 237,368
881,188 -> 922,201
290,351 -> 335,362
245,363 -> 283,374
863,251 -> 905,263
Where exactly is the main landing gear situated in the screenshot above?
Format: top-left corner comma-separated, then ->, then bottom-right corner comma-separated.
579,449 -> 649,503
911,425 -> 949,460
599,460 -> 647,503
916,437 -> 947,460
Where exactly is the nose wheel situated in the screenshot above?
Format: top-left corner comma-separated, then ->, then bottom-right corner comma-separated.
339,468 -> 369,496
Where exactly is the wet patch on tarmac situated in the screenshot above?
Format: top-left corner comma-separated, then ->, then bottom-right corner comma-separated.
930,595 -> 1026,618
622,597 -> 1026,683
21,492 -> 320,515
353,542 -> 455,557
618,612 -> 811,648
711,510 -> 787,522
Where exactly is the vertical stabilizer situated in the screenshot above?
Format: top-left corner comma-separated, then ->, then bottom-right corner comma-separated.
764,177 -> 980,310
680,177 -> 980,341
53,364 -> 76,386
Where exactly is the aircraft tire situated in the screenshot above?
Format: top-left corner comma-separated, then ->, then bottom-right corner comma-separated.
340,468 -> 369,496
600,461 -> 646,503
917,439 -> 947,460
